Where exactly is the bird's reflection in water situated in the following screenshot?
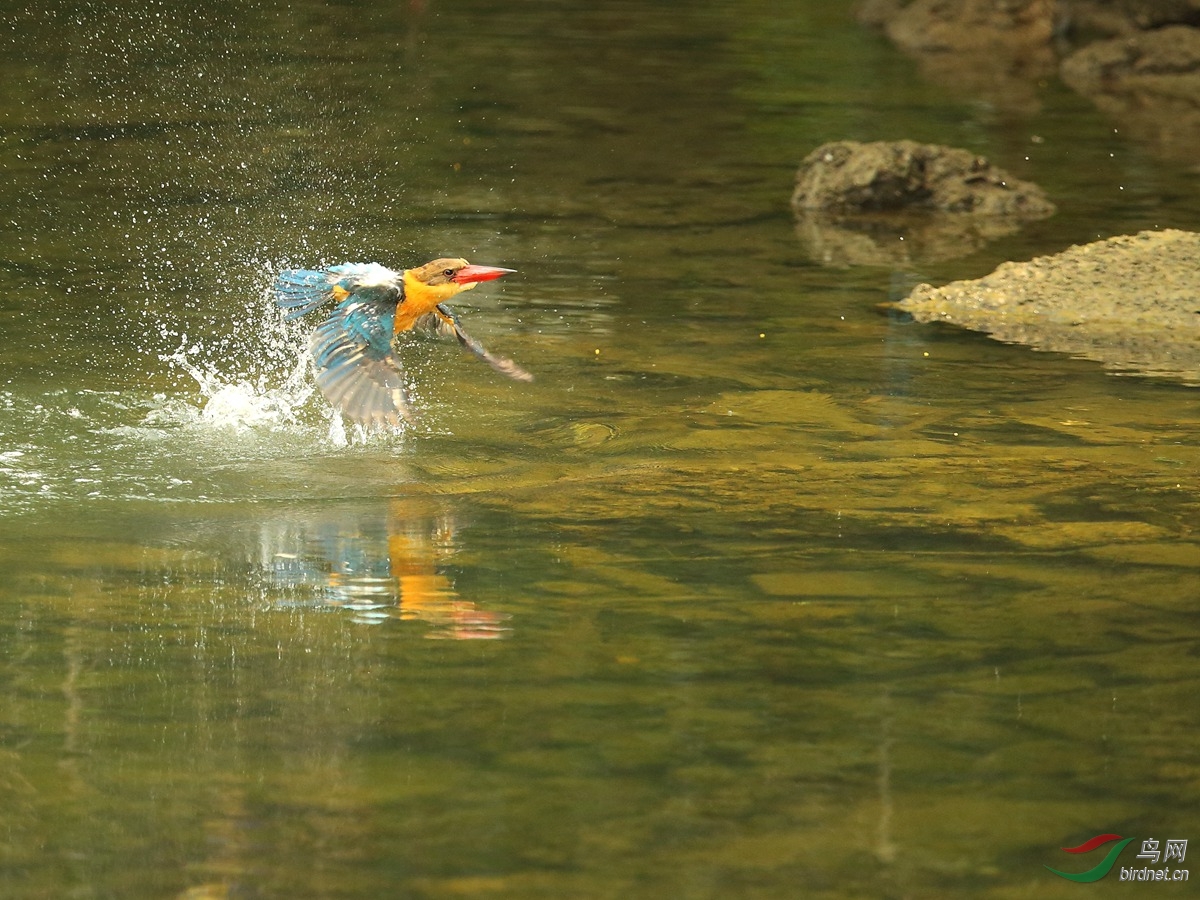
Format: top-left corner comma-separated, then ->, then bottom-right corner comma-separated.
260,498 -> 508,639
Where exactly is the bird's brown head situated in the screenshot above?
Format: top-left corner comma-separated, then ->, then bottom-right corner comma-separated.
400,258 -> 516,322
409,258 -> 516,288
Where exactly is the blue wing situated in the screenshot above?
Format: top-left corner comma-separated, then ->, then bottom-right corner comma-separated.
275,269 -> 338,319
308,297 -> 412,426
273,264 -> 411,424
274,263 -> 401,320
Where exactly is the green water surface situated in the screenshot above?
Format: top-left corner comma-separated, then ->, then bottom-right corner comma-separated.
1,1 -> 1198,897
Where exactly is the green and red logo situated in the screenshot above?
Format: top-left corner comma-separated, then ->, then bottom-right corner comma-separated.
1046,834 -> 1135,882
1046,834 -> 1189,883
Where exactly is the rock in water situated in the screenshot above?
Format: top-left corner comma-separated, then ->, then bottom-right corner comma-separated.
792,140 -> 1055,216
792,140 -> 1054,266
898,229 -> 1200,384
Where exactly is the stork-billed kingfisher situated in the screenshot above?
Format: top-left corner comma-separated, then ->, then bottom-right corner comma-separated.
274,258 -> 531,426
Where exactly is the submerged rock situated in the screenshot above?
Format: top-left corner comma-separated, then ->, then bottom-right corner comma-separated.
792,140 -> 1055,266
898,229 -> 1200,384
859,0 -> 1200,161
857,0 -> 1058,111
1060,25 -> 1200,165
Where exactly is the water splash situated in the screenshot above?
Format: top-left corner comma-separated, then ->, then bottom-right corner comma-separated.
163,341 -> 316,431
143,257 -> 319,428
148,263 -> 387,445
0,263 -> 423,514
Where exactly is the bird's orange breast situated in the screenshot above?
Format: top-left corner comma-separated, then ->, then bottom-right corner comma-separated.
393,301 -> 431,334
394,269 -> 475,334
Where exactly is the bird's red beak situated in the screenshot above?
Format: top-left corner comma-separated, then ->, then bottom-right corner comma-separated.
451,265 -> 516,285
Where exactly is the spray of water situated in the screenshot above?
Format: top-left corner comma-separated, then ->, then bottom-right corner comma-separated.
148,259 -> 412,447
163,340 -> 314,430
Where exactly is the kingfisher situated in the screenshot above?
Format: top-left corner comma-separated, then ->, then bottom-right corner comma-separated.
274,258 -> 532,426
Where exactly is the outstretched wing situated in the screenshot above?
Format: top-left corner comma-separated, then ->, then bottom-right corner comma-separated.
309,297 -> 412,426
274,264 -> 412,425
274,263 -> 402,320
410,304 -> 533,383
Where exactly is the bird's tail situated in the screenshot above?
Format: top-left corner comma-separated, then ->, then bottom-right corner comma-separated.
274,269 -> 336,320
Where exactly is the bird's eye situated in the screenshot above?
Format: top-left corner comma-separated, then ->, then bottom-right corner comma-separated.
443,268 -> 455,278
